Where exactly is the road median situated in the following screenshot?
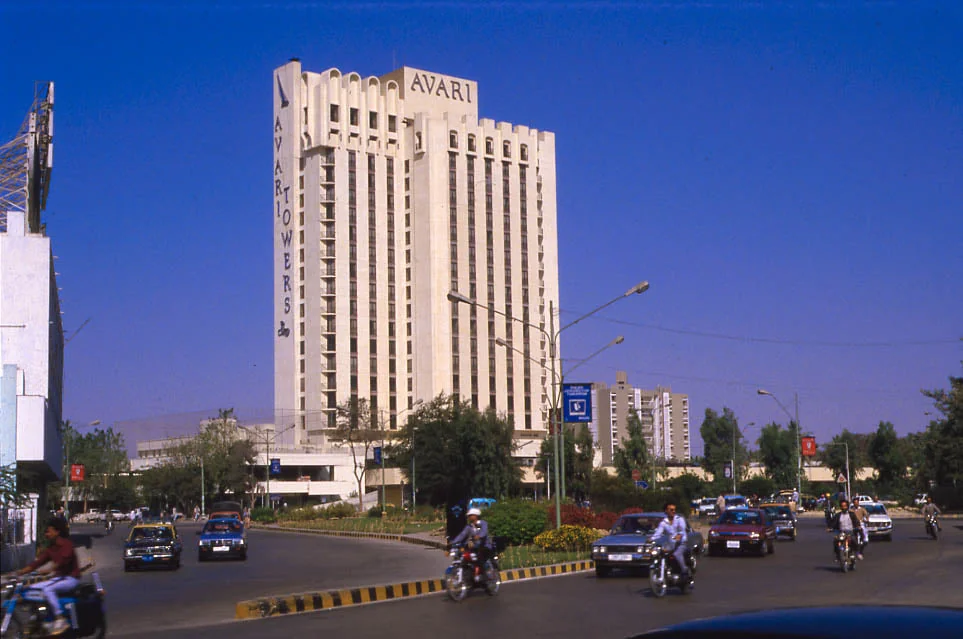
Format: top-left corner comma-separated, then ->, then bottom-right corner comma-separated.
234,559 -> 595,620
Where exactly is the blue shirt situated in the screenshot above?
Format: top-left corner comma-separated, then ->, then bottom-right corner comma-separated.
652,515 -> 688,546
451,520 -> 492,549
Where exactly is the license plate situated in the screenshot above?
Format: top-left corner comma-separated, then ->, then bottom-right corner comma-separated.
142,555 -> 154,561
213,546 -> 230,552
726,541 -> 741,549
608,553 -> 633,561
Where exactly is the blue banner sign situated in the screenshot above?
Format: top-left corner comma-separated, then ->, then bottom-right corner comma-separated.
562,383 -> 593,423
269,458 -> 281,476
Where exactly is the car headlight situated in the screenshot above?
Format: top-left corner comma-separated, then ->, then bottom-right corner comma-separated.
125,548 -> 134,556
199,539 -> 210,546
595,546 -> 606,554
636,546 -> 644,553
708,530 -> 719,537
749,532 -> 760,539
648,546 -> 660,556
239,539 -> 246,545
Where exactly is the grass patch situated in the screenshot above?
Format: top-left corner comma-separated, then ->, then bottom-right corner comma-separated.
498,545 -> 591,570
277,517 -> 442,535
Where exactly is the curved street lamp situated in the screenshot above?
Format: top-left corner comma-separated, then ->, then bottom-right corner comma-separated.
757,389 -> 801,496
450,281 -> 648,527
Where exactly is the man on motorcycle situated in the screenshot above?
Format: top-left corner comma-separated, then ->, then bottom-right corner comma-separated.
921,496 -> 941,531
450,507 -> 493,570
828,499 -> 861,560
16,518 -> 80,635
851,497 -> 869,559
652,502 -> 691,583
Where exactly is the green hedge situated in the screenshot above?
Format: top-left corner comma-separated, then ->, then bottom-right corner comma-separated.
250,507 -> 276,523
484,499 -> 548,546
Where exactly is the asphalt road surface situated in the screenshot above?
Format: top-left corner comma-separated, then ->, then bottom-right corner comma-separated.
120,516 -> 963,639
67,521 -> 449,636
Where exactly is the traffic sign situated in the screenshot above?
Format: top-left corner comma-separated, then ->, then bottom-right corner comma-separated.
269,458 -> 281,476
70,464 -> 85,482
631,468 -> 642,481
562,383 -> 593,423
635,480 -> 649,490
723,462 -> 732,479
836,474 -> 847,484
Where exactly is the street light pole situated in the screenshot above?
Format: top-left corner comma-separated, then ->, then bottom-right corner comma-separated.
757,389 -> 802,495
825,441 -> 851,501
450,281 -> 648,529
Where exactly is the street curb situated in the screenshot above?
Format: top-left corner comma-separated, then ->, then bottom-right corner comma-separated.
254,524 -> 448,549
233,560 -> 595,620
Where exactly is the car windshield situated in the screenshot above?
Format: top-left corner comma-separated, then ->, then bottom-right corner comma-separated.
864,504 -> 887,515
612,517 -> 660,534
725,497 -> 747,507
701,498 -> 715,505
719,510 -> 762,525
762,506 -> 792,518
131,527 -> 173,541
204,520 -> 242,534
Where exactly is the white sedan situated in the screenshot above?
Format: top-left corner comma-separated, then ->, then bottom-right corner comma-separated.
863,502 -> 893,541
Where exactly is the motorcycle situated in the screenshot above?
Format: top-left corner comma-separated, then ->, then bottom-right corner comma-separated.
1,573 -> 106,638
444,543 -> 500,602
103,519 -> 114,535
824,506 -> 837,527
648,538 -> 695,598
925,514 -> 940,540
833,532 -> 857,573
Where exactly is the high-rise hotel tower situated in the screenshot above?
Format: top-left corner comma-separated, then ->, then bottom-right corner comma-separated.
274,60 -> 559,446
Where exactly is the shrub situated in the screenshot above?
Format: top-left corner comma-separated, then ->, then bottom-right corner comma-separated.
533,525 -> 605,552
367,505 -> 384,519
318,501 -> 356,519
250,507 -> 276,523
283,507 -> 320,522
595,511 -> 619,531
485,499 -> 548,546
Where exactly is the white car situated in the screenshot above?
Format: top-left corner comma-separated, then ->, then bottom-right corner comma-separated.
862,502 -> 893,541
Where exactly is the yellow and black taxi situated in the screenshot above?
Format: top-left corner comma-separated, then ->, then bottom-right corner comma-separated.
124,522 -> 183,571
198,517 -> 247,561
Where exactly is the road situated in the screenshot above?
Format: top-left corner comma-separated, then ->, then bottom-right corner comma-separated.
68,521 -> 449,636
115,516 -> 963,638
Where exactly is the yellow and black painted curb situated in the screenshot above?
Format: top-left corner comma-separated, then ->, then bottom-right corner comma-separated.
234,559 -> 595,620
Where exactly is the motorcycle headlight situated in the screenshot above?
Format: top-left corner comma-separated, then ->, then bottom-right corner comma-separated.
648,546 -> 660,556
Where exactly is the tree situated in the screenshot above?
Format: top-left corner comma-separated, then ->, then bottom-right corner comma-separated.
919,362 -> 963,488
60,422 -> 130,510
536,424 -> 595,504
757,422 -> 797,489
614,409 -> 650,483
868,421 -> 906,492
391,394 -> 521,508
332,398 -> 380,512
699,407 -> 748,485
818,429 -> 869,484
170,409 -> 256,505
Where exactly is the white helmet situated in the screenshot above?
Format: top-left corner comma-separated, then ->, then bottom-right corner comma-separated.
467,508 -> 482,517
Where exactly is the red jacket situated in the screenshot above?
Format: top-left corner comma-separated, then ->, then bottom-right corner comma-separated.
27,537 -> 80,578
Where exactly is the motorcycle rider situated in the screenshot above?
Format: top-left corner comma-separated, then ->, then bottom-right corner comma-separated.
16,518 -> 80,635
921,496 -> 942,532
652,502 -> 691,584
828,498 -> 861,563
450,507 -> 493,574
851,497 -> 869,559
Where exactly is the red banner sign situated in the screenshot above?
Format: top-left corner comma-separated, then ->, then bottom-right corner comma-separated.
70,464 -> 85,482
801,437 -> 817,457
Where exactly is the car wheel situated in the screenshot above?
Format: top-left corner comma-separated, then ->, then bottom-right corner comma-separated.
595,566 -> 610,578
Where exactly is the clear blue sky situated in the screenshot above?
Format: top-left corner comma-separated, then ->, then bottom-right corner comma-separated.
2,1 -> 960,454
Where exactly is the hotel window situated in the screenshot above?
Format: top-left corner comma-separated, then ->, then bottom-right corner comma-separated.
468,134 -> 476,153
503,141 -> 511,158
330,104 -> 340,123
520,144 -> 529,162
388,114 -> 397,132
449,131 -> 458,149
350,108 -> 359,126
369,111 -> 378,129
485,137 -> 494,155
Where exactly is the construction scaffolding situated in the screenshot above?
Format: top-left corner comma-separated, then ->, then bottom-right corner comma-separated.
0,81 -> 54,234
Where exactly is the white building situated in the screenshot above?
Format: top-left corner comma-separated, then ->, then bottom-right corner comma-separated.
273,61 -> 560,449
1,83 -> 63,570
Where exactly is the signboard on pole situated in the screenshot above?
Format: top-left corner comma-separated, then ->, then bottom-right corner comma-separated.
631,468 -> 642,481
70,464 -> 85,482
635,480 -> 649,490
723,462 -> 732,479
373,447 -> 383,466
562,383 -> 593,423
269,458 -> 281,476
836,474 -> 847,484
801,437 -> 817,457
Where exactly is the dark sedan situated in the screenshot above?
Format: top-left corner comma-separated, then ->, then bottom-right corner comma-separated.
124,523 -> 182,571
591,513 -> 704,578
198,517 -> 247,561
760,503 -> 797,540
707,508 -> 775,556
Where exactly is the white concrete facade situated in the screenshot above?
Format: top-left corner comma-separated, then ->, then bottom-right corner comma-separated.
273,61 -> 560,445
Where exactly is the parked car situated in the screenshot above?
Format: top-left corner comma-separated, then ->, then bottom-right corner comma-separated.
591,513 -> 704,578
124,522 -> 183,571
863,502 -> 894,541
198,517 -> 247,561
707,508 -> 775,556
759,504 -> 797,540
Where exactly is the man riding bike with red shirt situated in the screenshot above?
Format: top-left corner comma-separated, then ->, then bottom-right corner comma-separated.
16,518 -> 80,635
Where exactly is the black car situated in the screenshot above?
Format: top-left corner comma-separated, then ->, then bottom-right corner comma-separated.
592,513 -> 705,577
198,517 -> 247,561
124,523 -> 183,571
760,504 -> 797,540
